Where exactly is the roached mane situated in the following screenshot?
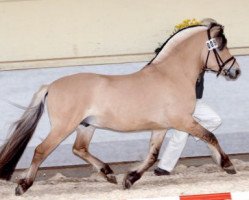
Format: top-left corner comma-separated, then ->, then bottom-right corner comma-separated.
148,19 -> 227,65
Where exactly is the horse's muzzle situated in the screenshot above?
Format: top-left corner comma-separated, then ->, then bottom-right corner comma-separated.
227,68 -> 241,80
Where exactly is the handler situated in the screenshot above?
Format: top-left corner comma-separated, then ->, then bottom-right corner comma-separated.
154,71 -> 222,175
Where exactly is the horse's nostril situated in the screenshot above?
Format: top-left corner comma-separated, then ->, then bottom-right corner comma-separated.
236,69 -> 241,76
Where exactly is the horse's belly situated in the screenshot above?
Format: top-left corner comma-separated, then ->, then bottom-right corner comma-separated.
86,109 -> 169,132
93,119 -> 167,132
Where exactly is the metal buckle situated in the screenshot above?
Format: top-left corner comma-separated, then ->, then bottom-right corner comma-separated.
206,38 -> 218,50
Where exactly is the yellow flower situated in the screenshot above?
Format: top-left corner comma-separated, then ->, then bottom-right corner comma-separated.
174,18 -> 201,32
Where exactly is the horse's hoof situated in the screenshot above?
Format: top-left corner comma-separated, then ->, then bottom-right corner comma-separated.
122,171 -> 141,189
15,185 -> 24,196
122,178 -> 132,189
224,166 -> 237,174
106,174 -> 118,184
15,178 -> 32,195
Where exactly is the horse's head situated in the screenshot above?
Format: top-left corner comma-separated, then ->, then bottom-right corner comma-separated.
202,22 -> 241,80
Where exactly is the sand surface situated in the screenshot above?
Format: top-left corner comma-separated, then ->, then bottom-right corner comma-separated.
1,159 -> 249,200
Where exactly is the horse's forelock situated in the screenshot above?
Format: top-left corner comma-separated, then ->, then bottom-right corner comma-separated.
201,18 -> 217,26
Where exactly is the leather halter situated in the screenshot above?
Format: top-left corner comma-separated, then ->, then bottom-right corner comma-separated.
203,27 -> 236,77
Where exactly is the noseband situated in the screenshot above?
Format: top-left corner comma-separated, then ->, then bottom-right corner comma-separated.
203,27 -> 236,77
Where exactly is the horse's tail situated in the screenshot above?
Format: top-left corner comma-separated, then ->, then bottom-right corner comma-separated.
0,85 -> 49,180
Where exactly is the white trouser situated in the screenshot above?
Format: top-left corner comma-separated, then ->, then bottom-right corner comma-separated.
158,99 -> 222,172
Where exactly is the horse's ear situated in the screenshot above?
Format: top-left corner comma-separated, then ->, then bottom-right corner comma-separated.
209,24 -> 223,38
209,24 -> 227,50
202,19 -> 223,39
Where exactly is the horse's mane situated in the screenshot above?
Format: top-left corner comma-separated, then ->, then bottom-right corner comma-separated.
148,21 -> 227,65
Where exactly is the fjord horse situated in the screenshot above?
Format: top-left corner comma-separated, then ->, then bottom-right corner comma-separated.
0,21 -> 240,195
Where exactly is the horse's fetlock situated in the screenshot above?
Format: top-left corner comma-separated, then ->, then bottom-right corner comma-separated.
127,171 -> 141,184
221,155 -> 231,168
100,164 -> 114,175
122,171 -> 141,189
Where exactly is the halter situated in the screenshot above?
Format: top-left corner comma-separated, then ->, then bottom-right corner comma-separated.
203,27 -> 236,77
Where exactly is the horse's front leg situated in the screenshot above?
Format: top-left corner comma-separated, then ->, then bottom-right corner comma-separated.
182,117 -> 236,174
122,130 -> 166,189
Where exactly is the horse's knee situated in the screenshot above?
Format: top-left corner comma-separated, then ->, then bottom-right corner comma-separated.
184,119 -> 218,144
203,131 -> 218,145
33,145 -> 46,163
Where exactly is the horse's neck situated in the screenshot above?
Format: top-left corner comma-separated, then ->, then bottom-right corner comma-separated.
150,28 -> 206,84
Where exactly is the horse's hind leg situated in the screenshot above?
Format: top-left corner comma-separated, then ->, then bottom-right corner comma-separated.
15,127 -> 73,195
182,117 -> 236,174
72,125 -> 117,184
123,130 -> 166,189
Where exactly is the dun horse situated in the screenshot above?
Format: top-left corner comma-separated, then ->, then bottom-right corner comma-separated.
0,20 -> 241,195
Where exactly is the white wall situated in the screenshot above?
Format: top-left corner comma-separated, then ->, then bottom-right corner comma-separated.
0,0 -> 249,70
0,56 -> 249,169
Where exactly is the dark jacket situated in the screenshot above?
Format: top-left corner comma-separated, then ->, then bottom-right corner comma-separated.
196,72 -> 205,99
